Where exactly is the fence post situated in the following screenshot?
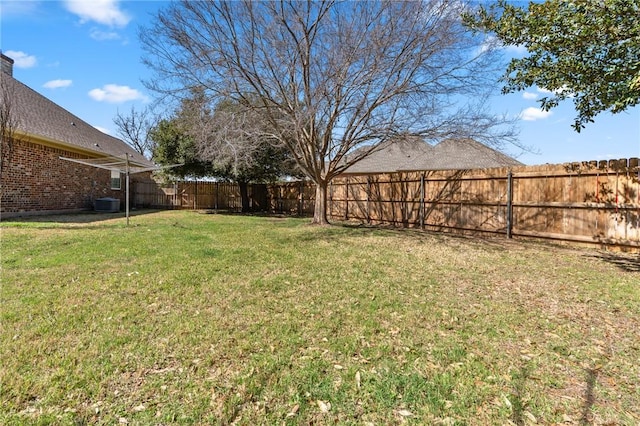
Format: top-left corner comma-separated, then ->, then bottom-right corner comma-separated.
174,182 -> 178,209
299,181 -> 304,216
344,177 -> 349,221
194,181 -> 198,210
420,173 -> 425,229
215,182 -> 219,210
367,176 -> 372,224
329,181 -> 333,219
506,171 -> 513,239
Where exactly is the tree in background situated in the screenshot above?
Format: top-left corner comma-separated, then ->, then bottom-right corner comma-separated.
180,92 -> 298,212
113,106 -> 155,158
141,1 -> 515,224
148,118 -> 214,180
151,92 -> 297,212
465,0 -> 640,132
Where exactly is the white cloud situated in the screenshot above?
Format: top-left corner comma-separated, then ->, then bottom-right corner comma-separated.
537,86 -> 575,98
536,87 -> 554,95
90,28 -> 121,41
94,126 -> 111,134
43,79 -> 73,89
520,107 -> 553,121
478,35 -> 501,54
63,0 -> 131,27
522,92 -> 538,100
88,84 -> 148,103
4,50 -> 37,68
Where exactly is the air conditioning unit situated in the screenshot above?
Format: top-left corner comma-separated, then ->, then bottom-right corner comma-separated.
94,197 -> 120,213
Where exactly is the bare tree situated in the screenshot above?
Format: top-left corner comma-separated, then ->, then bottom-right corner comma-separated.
178,91 -> 296,211
179,91 -> 267,179
113,106 -> 155,158
141,0 -> 515,224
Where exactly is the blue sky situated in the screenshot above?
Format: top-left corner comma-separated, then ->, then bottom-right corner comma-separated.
1,0 -> 639,166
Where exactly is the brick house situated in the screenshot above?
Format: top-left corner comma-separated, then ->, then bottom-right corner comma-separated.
1,53 -> 156,218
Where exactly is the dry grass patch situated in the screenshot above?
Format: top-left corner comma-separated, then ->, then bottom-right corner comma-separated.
1,210 -> 638,425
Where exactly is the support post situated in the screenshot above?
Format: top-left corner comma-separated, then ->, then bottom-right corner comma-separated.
506,171 -> 513,238
125,153 -> 130,226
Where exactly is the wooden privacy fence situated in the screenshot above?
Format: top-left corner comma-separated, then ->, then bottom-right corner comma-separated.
329,159 -> 640,249
131,158 -> 640,249
133,181 -> 268,211
133,180 -> 313,214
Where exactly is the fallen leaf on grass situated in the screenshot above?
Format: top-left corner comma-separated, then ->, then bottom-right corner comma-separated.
397,409 -> 413,417
523,411 -> 537,423
434,418 -> 456,426
355,371 -> 361,389
286,404 -> 299,418
317,400 -> 331,413
447,362 -> 464,370
502,395 -> 512,409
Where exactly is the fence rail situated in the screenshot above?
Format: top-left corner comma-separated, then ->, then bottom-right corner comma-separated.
133,181 -> 268,211
131,159 -> 640,250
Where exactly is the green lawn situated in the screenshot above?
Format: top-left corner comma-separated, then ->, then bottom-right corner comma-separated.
1,210 -> 638,425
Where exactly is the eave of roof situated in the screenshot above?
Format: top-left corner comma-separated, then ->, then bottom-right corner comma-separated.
12,130 -> 152,168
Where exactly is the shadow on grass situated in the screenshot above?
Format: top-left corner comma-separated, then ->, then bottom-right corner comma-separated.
510,359 -> 599,425
509,361 -> 532,426
580,367 -> 598,426
333,221 -> 524,250
203,211 -> 531,250
1,209 -> 163,227
587,252 -> 640,273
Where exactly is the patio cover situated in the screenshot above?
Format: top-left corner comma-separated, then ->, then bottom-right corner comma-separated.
60,154 -> 181,224
59,154 -> 163,175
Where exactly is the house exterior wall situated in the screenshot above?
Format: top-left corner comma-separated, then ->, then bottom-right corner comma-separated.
1,136 -> 153,217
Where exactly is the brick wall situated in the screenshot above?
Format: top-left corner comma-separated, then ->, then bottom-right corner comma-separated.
1,137 -> 153,216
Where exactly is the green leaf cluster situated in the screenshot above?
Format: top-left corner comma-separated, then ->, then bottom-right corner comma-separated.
149,119 -> 214,180
149,94 -> 299,184
466,0 -> 640,131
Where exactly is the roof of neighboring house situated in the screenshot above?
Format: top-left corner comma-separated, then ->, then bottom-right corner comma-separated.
342,136 -> 523,174
2,72 -> 153,168
341,135 -> 434,174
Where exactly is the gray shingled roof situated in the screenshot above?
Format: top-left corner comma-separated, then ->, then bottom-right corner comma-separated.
342,136 -> 522,174
342,135 -> 434,174
3,73 -> 153,168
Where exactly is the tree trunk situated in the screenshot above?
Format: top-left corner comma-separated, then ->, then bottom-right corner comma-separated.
238,181 -> 250,213
312,180 -> 330,225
